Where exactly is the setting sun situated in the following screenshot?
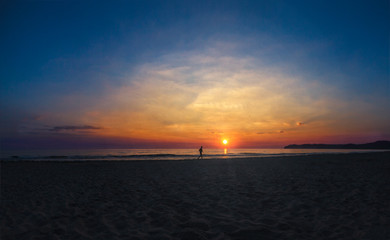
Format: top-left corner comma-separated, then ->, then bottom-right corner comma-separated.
223,139 -> 228,145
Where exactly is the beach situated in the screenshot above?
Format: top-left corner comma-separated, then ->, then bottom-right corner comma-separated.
1,152 -> 390,239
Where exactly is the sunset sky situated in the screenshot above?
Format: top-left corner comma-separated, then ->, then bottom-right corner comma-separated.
1,0 -> 389,149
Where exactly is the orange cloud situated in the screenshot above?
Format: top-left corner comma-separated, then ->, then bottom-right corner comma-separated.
26,47 -> 390,147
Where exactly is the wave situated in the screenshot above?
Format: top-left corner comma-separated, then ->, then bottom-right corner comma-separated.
3,152 -> 282,161
2,149 -> 385,161
5,153 -> 188,160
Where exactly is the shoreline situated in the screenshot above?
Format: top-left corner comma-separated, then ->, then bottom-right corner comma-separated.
2,150 -> 389,162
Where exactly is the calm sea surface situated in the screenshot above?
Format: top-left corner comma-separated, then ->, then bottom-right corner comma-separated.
0,148 -> 386,161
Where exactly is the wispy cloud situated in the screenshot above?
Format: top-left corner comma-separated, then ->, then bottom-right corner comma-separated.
75,48 -> 343,145
11,43 -> 388,146
49,125 -> 102,132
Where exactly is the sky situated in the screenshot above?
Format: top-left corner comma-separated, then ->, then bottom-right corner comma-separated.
1,0 -> 389,149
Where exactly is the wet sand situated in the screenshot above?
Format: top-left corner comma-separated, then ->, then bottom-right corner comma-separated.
1,152 -> 390,239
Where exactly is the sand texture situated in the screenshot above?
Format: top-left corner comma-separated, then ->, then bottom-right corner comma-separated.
1,152 -> 390,239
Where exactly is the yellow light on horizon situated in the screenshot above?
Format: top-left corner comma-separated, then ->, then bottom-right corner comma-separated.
222,139 -> 228,145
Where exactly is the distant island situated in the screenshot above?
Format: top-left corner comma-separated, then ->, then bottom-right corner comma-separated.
284,140 -> 390,149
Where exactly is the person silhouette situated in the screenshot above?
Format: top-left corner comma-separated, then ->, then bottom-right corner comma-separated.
197,146 -> 203,159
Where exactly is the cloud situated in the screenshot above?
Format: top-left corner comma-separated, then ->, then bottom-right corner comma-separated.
257,131 -> 284,135
15,42 -> 389,146
49,125 -> 102,132
77,48 -> 340,145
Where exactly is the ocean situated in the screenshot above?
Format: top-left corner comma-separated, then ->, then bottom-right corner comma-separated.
0,148 -> 385,161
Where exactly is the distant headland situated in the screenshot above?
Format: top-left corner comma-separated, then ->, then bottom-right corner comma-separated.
284,140 -> 390,149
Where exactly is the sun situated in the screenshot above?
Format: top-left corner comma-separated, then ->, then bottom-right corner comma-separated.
222,139 -> 228,145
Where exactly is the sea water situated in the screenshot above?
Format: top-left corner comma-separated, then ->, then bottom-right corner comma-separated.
0,148 -> 385,161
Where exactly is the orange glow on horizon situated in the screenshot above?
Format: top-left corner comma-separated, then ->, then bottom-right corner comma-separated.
65,53 -> 388,148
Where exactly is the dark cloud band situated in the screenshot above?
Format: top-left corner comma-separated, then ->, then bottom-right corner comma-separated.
49,125 -> 102,132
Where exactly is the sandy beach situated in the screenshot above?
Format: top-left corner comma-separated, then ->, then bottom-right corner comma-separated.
1,152 -> 390,239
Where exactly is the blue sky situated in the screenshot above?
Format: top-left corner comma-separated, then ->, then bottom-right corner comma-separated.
1,0 -> 389,149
